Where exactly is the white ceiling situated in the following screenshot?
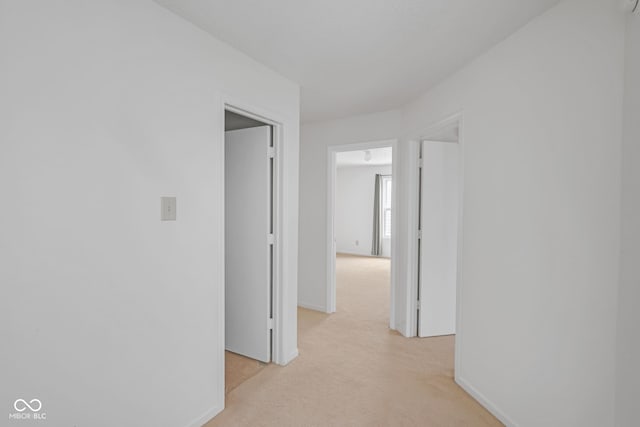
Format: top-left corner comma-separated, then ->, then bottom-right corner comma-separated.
337,147 -> 392,168
156,0 -> 560,123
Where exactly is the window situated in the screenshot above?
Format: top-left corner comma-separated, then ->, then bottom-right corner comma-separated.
382,175 -> 392,237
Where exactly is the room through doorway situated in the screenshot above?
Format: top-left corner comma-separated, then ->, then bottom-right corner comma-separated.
328,143 -> 396,325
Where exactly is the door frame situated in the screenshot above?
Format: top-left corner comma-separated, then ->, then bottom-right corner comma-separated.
326,139 -> 398,328
218,99 -> 287,404
406,112 -> 465,376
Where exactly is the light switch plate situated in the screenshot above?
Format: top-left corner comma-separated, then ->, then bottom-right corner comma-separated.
161,197 -> 177,221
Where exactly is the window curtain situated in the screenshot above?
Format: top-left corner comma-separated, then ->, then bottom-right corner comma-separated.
371,174 -> 384,256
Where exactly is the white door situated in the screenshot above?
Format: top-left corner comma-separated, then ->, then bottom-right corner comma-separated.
418,141 -> 459,337
225,126 -> 272,362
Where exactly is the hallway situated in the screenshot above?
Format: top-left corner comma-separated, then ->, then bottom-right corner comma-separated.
206,255 -> 502,426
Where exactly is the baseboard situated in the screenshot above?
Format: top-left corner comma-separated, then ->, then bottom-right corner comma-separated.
282,348 -> 299,365
336,251 -> 391,259
185,403 -> 223,427
298,301 -> 326,312
455,375 -> 518,427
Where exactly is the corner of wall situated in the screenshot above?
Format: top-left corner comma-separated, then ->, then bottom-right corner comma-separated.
185,404 -> 224,427
455,376 -> 519,427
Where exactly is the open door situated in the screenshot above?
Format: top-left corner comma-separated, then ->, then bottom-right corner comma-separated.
225,125 -> 272,363
418,140 -> 459,337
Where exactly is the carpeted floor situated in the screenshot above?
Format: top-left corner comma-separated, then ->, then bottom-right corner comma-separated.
225,351 -> 267,394
207,254 -> 502,427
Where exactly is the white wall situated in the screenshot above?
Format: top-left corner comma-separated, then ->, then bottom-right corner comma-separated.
616,11 -> 640,427
298,110 -> 401,311
0,2 -> 299,427
402,1 -> 624,425
299,0 -> 625,425
406,0 -> 624,427
336,165 -> 392,257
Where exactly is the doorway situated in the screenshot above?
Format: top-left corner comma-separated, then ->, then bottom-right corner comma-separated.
223,107 -> 279,393
410,117 -> 463,341
327,140 -> 398,328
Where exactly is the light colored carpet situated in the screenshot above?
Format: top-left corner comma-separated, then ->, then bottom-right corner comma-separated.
225,351 -> 267,394
206,254 -> 503,427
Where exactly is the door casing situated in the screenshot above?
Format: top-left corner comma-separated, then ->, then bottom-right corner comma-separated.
404,112 -> 465,378
326,139 -> 398,328
218,99 -> 288,411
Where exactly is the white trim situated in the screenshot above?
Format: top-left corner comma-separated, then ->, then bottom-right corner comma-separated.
282,348 -> 300,365
406,111 -> 465,374
336,251 -> 391,259
326,149 -> 337,314
271,121 -> 285,366
225,101 -> 288,365
222,100 -> 288,366
326,139 -> 398,329
298,301 -> 327,312
215,102 -> 227,414
453,114 -> 466,377
184,404 -> 224,427
456,375 -> 518,427
404,139 -> 421,337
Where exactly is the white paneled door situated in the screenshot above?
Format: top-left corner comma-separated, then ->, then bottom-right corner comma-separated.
418,141 -> 459,337
225,126 -> 272,363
